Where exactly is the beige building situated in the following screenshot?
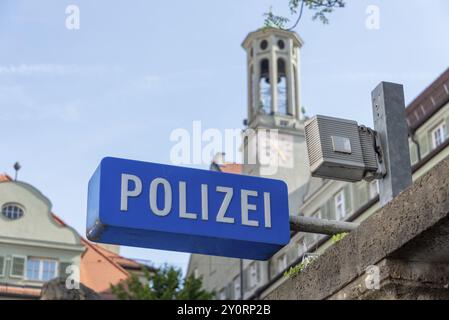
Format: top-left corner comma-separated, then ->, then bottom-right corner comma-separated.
187,27 -> 449,300
0,176 -> 85,299
0,174 -> 153,299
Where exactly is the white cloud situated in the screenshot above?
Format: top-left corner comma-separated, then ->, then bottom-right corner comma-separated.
0,64 -> 122,77
0,85 -> 81,122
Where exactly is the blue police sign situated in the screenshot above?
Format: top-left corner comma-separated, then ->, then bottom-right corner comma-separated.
86,157 -> 290,260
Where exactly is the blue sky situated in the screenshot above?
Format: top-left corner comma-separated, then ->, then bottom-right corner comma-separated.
1,0 -> 448,273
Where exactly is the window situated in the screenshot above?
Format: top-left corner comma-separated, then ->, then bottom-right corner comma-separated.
277,39 -> 285,50
26,258 -> 58,282
193,268 -> 199,279
0,256 -> 5,277
277,59 -> 288,115
249,262 -> 258,288
369,180 -> 380,199
2,203 -> 25,220
431,123 -> 447,149
277,254 -> 288,273
233,276 -> 241,300
10,256 -> 26,278
260,40 -> 268,50
335,191 -> 346,220
259,59 -> 271,113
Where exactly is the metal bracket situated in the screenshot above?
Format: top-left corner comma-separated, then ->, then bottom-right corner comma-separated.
290,216 -> 360,236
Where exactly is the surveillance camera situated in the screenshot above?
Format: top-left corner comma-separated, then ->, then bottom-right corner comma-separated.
305,115 -> 385,182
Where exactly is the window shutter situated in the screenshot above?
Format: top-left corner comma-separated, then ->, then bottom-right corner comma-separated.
327,199 -> 335,220
419,133 -> 429,156
409,142 -> 418,165
11,256 -> 26,278
242,268 -> 249,291
59,262 -> 72,279
446,116 -> 449,139
321,203 -> 329,220
0,256 -> 5,276
344,186 -> 352,215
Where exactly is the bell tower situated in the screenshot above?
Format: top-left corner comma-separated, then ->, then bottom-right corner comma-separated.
241,27 -> 309,193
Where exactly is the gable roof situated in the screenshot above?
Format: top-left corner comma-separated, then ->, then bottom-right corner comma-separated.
218,163 -> 243,174
51,213 -> 152,274
0,174 -> 12,182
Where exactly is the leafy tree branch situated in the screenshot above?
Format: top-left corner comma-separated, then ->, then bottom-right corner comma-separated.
264,0 -> 346,29
110,264 -> 214,300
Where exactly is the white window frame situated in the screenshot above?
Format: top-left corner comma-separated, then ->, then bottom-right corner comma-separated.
335,190 -> 346,221
431,122 -> 447,149
26,257 -> 59,282
0,256 -> 5,277
10,255 -> 27,279
1,203 -> 25,220
233,276 -> 241,300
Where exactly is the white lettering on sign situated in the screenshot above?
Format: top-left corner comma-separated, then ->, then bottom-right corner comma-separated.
264,192 -> 272,228
150,178 -> 172,216
119,174 -> 272,228
179,181 -> 197,220
201,184 -> 208,221
216,186 -> 235,224
120,174 -> 142,211
241,190 -> 259,227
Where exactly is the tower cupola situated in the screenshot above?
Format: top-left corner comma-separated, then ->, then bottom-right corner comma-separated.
242,27 -> 304,127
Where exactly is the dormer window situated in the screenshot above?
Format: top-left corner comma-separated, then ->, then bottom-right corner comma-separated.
2,203 -> 25,220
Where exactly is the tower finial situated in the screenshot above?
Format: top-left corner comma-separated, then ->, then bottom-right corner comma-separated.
13,162 -> 21,181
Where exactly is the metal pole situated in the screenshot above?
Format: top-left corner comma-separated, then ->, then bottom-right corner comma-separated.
371,82 -> 412,206
239,259 -> 244,300
289,216 -> 360,235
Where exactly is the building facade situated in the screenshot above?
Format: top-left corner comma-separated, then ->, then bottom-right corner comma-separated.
0,174 -> 153,299
0,176 -> 84,299
187,27 -> 449,300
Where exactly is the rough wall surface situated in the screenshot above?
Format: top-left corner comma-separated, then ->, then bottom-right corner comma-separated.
266,156 -> 449,300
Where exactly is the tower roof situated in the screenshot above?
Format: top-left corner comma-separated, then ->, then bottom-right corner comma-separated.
242,27 -> 304,50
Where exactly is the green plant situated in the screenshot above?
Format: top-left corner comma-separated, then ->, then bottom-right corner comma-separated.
331,232 -> 349,244
264,0 -> 346,29
283,255 -> 318,279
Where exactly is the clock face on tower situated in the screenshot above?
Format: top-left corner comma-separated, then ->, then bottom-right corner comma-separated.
258,131 -> 294,170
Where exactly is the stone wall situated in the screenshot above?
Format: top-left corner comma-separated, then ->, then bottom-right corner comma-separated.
266,156 -> 449,300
